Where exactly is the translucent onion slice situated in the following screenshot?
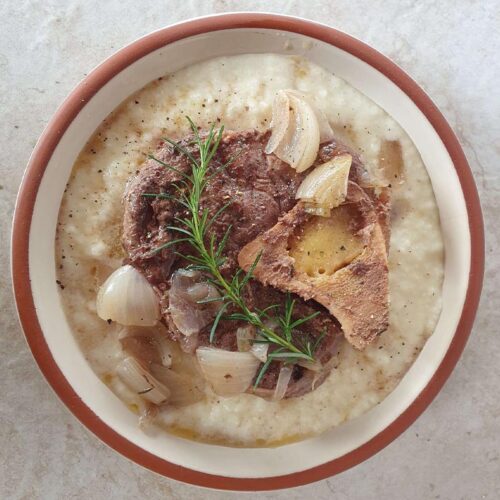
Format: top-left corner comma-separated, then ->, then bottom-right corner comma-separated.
266,90 -> 320,173
116,357 -> 170,405
250,342 -> 269,362
236,326 -> 255,352
273,364 -> 294,401
295,153 -> 352,213
96,265 -> 160,326
263,318 -> 279,331
196,347 -> 260,397
275,94 -> 320,172
249,320 -> 275,361
151,364 -> 205,407
265,90 -> 291,154
178,332 -> 199,354
119,326 -> 173,368
168,269 -> 222,337
119,333 -> 161,367
285,89 -> 334,143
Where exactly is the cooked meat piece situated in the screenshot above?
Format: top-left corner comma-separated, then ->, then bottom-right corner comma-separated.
123,130 -> 302,285
122,128 -> 387,396
238,182 -> 390,349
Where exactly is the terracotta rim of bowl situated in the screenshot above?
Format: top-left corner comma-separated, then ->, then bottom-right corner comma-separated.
11,12 -> 484,491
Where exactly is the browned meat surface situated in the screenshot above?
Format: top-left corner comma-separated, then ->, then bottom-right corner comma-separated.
122,130 -> 302,288
238,185 -> 390,350
122,129 -> 383,396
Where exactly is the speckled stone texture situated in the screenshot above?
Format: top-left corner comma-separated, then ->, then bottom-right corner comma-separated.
1,1 -> 498,498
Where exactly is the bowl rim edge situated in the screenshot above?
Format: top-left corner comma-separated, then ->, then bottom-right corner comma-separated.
10,12 -> 485,491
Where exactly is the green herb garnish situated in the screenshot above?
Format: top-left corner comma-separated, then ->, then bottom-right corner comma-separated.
147,117 -> 322,386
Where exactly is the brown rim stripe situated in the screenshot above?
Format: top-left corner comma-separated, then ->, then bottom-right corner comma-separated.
11,13 -> 484,491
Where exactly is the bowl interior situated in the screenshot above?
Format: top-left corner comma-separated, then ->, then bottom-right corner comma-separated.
26,27 -> 469,478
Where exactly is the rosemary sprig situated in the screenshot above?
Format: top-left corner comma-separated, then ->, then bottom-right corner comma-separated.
148,117 -> 322,385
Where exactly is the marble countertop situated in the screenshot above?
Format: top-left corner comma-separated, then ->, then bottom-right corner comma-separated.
1,1 -> 499,498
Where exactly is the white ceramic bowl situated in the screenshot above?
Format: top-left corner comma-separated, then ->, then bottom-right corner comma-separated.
12,13 -> 483,491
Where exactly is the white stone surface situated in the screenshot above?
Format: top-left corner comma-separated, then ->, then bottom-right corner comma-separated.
1,1 -> 498,498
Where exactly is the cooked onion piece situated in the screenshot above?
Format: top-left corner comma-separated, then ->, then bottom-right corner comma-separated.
236,325 -> 255,352
168,269 -> 222,336
273,364 -> 294,401
296,153 -> 352,216
116,357 -> 170,405
285,89 -> 334,142
119,332 -> 161,367
250,342 -> 269,362
196,347 -> 260,397
178,332 -> 199,354
266,90 -> 320,173
265,90 -> 291,155
118,326 -> 173,368
249,320 -> 275,361
275,94 -> 320,172
151,364 -> 205,407
96,265 -> 160,326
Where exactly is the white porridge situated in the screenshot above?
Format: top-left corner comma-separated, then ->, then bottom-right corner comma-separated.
56,54 -> 444,446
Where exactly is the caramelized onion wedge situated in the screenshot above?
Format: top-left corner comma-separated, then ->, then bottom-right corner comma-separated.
96,265 -> 160,326
266,90 -> 320,173
295,154 -> 352,214
196,347 -> 260,397
273,365 -> 294,401
116,357 -> 170,405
